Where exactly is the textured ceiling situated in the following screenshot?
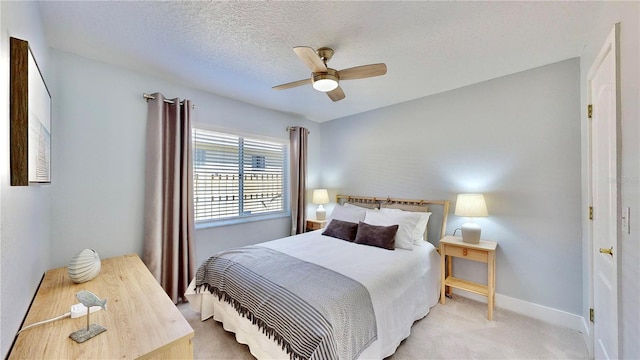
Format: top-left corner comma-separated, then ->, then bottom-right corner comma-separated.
38,1 -> 606,122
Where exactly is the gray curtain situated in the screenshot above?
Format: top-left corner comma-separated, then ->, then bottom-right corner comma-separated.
289,127 -> 308,235
143,92 -> 196,303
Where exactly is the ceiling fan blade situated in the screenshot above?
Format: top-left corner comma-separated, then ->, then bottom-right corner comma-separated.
327,86 -> 345,102
293,46 -> 327,73
272,78 -> 311,90
338,63 -> 387,80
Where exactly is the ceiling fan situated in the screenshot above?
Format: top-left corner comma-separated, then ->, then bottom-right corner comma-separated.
272,46 -> 387,102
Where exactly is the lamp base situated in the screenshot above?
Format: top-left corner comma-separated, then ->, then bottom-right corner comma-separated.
316,206 -> 326,220
461,222 -> 481,244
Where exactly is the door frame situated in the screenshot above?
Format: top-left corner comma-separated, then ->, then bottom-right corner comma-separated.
586,22 -> 621,359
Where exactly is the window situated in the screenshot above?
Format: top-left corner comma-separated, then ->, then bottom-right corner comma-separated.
192,127 -> 289,224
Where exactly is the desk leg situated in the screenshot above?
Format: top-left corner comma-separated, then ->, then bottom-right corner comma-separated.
488,251 -> 495,320
440,245 -> 446,304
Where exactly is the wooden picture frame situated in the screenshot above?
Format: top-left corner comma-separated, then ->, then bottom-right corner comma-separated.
10,37 -> 51,186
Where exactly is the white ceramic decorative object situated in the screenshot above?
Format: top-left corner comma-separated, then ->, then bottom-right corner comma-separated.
68,249 -> 101,283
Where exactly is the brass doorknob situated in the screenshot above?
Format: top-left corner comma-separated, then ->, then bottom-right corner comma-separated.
599,246 -> 613,256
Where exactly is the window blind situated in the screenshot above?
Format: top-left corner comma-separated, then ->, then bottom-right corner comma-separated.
192,127 -> 288,222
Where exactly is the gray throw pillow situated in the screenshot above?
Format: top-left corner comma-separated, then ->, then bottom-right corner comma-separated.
354,222 -> 398,250
322,219 -> 358,242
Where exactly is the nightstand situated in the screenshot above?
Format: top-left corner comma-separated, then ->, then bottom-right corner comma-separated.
306,219 -> 327,232
439,235 -> 498,320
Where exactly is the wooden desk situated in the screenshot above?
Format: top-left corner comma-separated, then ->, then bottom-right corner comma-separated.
439,235 -> 498,320
9,254 -> 193,359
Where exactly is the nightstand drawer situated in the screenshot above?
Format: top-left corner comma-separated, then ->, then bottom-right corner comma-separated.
445,245 -> 488,262
307,221 -> 323,230
306,219 -> 327,231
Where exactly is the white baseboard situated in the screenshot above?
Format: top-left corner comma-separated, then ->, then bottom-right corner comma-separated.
451,289 -> 585,333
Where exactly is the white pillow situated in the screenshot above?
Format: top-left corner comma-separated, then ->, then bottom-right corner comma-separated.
328,204 -> 367,225
363,210 -> 419,250
413,212 -> 432,244
344,202 -> 379,211
380,208 -> 431,245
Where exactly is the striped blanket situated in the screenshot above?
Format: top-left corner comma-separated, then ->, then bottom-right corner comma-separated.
195,246 -> 377,360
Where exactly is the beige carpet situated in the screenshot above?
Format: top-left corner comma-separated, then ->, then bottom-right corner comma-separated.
178,295 -> 588,359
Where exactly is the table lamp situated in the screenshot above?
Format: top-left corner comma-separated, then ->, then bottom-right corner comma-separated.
455,194 -> 488,244
312,189 -> 330,220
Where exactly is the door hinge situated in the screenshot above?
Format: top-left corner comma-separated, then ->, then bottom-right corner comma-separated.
590,308 -> 594,322
589,206 -> 593,220
588,104 -> 593,119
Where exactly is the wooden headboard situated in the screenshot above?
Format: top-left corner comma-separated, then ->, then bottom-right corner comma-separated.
336,195 -> 450,242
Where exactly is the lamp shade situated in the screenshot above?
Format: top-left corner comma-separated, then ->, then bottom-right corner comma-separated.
455,194 -> 488,217
312,189 -> 330,204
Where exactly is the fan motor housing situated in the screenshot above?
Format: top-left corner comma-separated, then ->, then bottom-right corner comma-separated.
316,47 -> 334,62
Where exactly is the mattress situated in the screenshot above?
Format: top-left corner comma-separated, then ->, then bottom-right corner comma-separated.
185,229 -> 441,359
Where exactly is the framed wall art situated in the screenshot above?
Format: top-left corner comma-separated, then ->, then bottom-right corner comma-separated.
10,37 -> 51,186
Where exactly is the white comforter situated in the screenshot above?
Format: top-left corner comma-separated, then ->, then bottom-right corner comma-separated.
185,230 -> 441,360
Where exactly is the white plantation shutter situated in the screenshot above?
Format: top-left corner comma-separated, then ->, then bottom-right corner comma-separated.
192,127 -> 288,223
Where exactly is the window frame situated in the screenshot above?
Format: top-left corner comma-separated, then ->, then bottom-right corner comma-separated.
191,124 -> 290,229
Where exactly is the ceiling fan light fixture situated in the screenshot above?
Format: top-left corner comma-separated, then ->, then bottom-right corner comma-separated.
313,78 -> 338,92
312,69 -> 339,92
272,47 -> 387,102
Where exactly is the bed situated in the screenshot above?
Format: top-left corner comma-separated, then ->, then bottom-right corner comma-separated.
185,195 -> 450,360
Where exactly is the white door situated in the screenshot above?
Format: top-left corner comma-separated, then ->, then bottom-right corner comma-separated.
589,24 -> 619,360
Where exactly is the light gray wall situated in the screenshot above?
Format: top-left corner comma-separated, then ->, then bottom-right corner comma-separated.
579,2 -> 639,358
0,2 -> 51,358
320,59 -> 582,314
4,3 -> 635,358
50,49 -> 321,270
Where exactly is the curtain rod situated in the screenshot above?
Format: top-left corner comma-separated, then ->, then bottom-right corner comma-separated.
286,126 -> 310,134
143,93 -> 196,109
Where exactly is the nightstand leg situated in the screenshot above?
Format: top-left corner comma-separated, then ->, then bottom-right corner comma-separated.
446,255 -> 452,296
488,252 -> 495,320
440,244 -> 446,304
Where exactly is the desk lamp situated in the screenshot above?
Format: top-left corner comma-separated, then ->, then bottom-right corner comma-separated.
312,189 -> 330,220
455,194 -> 488,244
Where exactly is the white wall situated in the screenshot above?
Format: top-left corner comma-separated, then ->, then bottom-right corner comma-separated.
579,2 -> 639,358
50,49 -> 321,269
0,2 -> 51,358
320,59 -> 582,315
